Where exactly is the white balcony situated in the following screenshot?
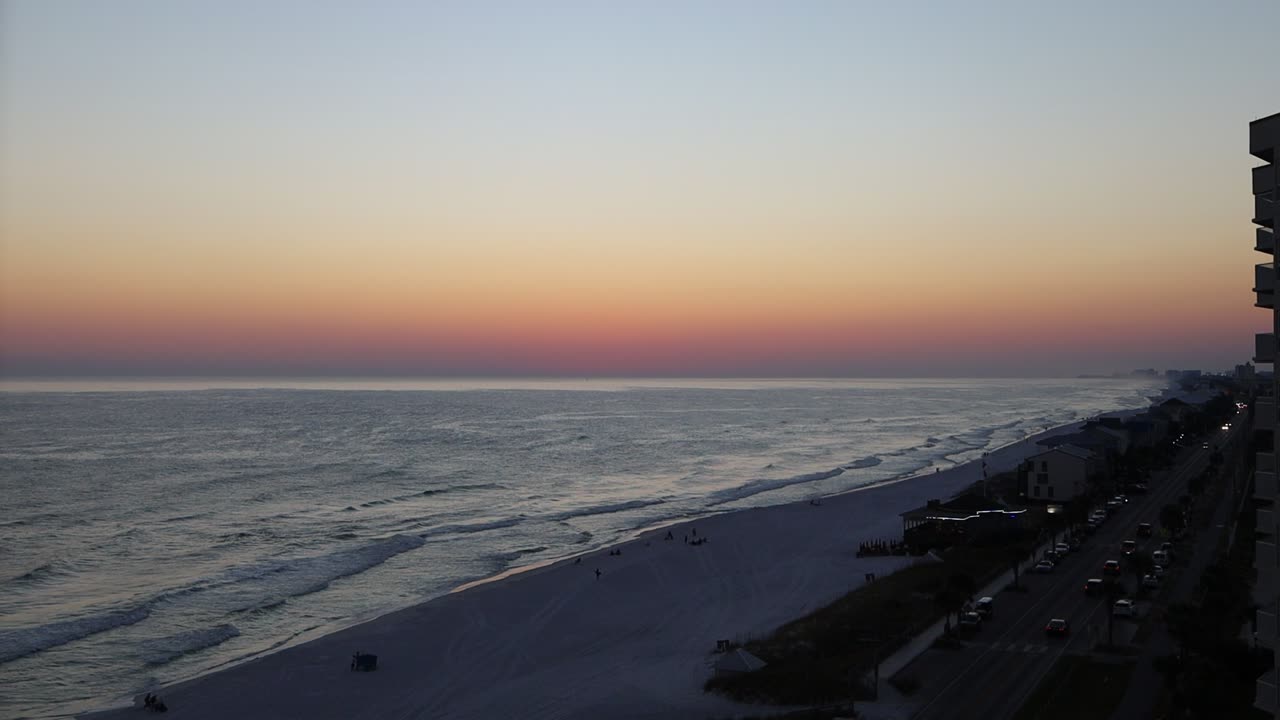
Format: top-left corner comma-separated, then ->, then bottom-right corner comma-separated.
1257,194 -> 1275,229
1258,333 -> 1277,363
1258,397 -> 1277,431
1257,540 -> 1278,605
1257,164 -> 1277,196
1262,228 -> 1277,256
1259,671 -> 1278,715
1260,507 -> 1276,537
1254,113 -> 1278,162
1260,609 -> 1278,650
1257,263 -> 1276,308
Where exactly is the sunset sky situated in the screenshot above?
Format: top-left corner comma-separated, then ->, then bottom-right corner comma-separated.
2,1 -> 1276,377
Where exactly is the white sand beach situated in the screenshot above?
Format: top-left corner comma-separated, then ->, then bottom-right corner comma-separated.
82,421 -> 1096,720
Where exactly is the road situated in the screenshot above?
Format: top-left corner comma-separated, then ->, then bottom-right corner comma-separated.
903,412 -> 1244,720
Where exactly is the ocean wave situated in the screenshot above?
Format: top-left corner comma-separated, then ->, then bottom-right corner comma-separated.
212,534 -> 427,609
142,624 -> 240,666
420,517 -> 525,539
546,498 -> 666,522
489,546 -> 549,566
705,467 -> 845,507
0,602 -> 152,665
844,456 -> 882,470
357,482 -> 502,508
3,559 -> 73,587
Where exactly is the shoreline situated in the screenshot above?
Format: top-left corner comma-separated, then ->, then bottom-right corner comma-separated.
78,407 -> 1136,720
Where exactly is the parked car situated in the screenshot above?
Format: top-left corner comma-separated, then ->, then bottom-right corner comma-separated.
1152,550 -> 1169,565
1103,559 -> 1121,576
1045,618 -> 1070,637
1113,599 -> 1136,618
958,611 -> 983,630
974,596 -> 994,619
1142,574 -> 1160,589
1044,550 -> 1062,563
1152,564 -> 1166,578
1055,542 -> 1071,555
1084,578 -> 1104,595
1137,523 -> 1153,538
1034,560 -> 1055,574
1160,541 -> 1174,554
1121,540 -> 1136,556
1127,483 -> 1149,494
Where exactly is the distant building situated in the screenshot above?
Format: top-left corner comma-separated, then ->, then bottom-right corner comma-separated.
1239,362 -> 1257,383
1250,110 -> 1278,719
1020,445 -> 1096,502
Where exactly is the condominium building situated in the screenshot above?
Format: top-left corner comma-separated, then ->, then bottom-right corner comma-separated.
1252,111 -> 1278,718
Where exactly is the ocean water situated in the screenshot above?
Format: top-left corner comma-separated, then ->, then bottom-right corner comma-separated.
0,377 -> 1160,718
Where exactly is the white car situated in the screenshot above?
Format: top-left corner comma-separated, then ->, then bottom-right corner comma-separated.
1152,550 -> 1170,565
1142,574 -> 1160,588
1055,543 -> 1071,555
1033,560 -> 1055,574
1113,599 -> 1136,617
1152,564 -> 1166,578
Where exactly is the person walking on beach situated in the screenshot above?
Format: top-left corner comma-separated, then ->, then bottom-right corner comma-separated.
595,568 -> 602,579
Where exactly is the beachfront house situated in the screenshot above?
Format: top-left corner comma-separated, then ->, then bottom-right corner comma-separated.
1020,445 -> 1096,503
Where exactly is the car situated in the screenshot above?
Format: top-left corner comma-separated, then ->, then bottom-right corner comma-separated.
1152,564 -> 1166,578
1113,599 -> 1136,618
1222,423 -> 1232,430
1084,578 -> 1104,595
1055,542 -> 1071,555
1034,560 -> 1055,574
974,596 -> 994,618
1152,550 -> 1169,565
1105,500 -> 1123,511
1121,540 -> 1137,556
1203,442 -> 1211,449
1044,550 -> 1063,563
958,611 -> 983,630
1045,618 -> 1070,637
1137,523 -> 1153,538
1142,573 -> 1160,588
1103,559 -> 1122,576
1127,483 -> 1149,494
1114,495 -> 1129,504
1160,542 -> 1174,555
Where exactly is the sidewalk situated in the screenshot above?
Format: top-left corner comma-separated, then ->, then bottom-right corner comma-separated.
858,554 -> 1043,720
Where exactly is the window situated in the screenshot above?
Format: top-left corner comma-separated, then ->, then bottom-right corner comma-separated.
1033,485 -> 1041,497
1037,473 -> 1049,484
1040,461 -> 1048,472
1047,486 -> 1055,498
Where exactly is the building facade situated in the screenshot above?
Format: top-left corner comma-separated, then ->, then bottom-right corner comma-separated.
1252,111 -> 1278,718
1023,445 -> 1095,502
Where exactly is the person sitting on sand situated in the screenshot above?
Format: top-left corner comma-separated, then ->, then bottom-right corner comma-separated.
144,693 -> 154,708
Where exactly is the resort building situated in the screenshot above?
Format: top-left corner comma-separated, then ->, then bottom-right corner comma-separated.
1020,445 -> 1097,502
1252,110 -> 1278,719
